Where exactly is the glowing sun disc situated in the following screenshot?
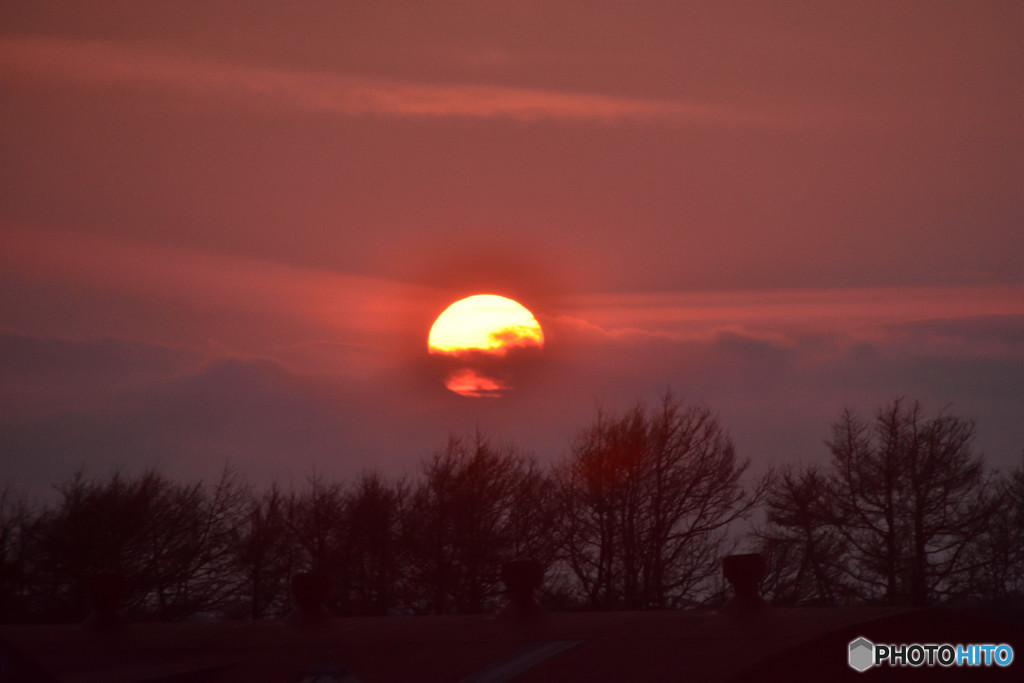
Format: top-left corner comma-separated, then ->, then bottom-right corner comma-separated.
428,294 -> 544,355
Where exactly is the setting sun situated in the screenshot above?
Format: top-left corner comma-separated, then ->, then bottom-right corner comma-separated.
428,295 -> 544,354
428,295 -> 544,397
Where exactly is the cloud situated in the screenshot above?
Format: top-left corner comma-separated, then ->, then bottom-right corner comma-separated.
1,224 -> 446,360
0,333 -> 199,419
0,36 -> 779,126
6,223 -> 1021,376
4,310 -> 1023,505
888,315 -> 1024,357
555,286 -> 1024,352
0,346 -> 445,495
487,326 -> 543,349
443,369 -> 507,398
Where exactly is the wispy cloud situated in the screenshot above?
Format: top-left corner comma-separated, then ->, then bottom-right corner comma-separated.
556,286 -> 1024,353
7,220 -> 1021,363
0,36 -> 775,126
1,223 -> 445,354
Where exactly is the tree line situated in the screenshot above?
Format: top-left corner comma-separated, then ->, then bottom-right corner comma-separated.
1,394 -> 1021,623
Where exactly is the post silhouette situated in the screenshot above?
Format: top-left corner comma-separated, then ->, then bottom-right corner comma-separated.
499,560 -> 544,621
287,571 -> 332,627
721,554 -> 767,613
82,572 -> 126,631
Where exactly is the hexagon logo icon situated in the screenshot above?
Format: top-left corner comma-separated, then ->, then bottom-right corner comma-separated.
848,637 -> 874,672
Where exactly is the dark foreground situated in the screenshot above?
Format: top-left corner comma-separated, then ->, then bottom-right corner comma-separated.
1,607 -> 1021,682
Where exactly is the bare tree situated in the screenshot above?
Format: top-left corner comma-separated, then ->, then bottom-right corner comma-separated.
558,394 -> 763,609
153,467 -> 249,618
24,469 -> 247,621
755,464 -> 851,605
957,454 -> 1024,618
402,433 -> 553,614
284,475 -> 347,602
824,399 -> 996,606
1005,456 -> 1024,599
231,483 -> 295,619
337,472 -> 408,616
0,487 -> 35,622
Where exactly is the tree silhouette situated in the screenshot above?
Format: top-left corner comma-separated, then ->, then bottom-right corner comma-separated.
337,473 -> 408,615
0,487 -> 34,622
402,433 -> 552,614
1,395 -> 1011,623
823,399 -> 996,606
558,394 -> 763,609
755,464 -> 851,605
1006,457 -> 1024,599
283,475 -> 347,612
23,468 -> 246,621
231,483 -> 294,619
957,454 -> 1024,619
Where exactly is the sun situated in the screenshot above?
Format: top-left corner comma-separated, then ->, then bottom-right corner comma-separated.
428,294 -> 544,397
429,294 -> 544,354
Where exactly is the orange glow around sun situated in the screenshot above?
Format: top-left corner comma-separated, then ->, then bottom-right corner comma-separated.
428,294 -> 544,397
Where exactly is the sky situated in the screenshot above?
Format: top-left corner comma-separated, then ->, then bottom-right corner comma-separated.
2,1 -> 1022,497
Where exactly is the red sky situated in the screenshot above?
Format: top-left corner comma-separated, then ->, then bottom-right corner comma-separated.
2,1 -> 1022,494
